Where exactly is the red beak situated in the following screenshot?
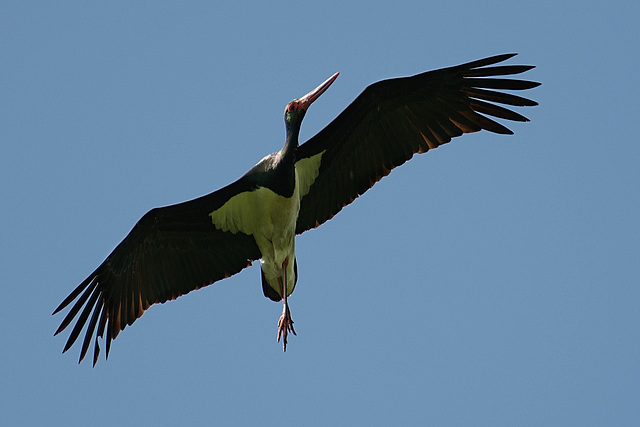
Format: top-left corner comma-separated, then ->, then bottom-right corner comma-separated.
298,72 -> 340,109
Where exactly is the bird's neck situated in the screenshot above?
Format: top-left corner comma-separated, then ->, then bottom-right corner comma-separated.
262,128 -> 297,198
281,126 -> 300,164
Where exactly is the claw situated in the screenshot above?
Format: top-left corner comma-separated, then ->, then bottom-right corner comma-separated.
276,256 -> 296,351
277,305 -> 296,351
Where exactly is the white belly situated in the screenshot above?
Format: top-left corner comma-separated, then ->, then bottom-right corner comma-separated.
253,181 -> 299,296
209,171 -> 302,296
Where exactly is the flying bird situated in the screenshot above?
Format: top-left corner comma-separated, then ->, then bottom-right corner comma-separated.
54,53 -> 539,365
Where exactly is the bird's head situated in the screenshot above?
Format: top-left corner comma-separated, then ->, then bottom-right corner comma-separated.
284,72 -> 340,130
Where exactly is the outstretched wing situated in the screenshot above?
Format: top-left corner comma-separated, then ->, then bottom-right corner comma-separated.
295,53 -> 539,234
53,178 -> 262,366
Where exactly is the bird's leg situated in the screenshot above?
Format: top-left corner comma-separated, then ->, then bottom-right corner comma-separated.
277,257 -> 296,351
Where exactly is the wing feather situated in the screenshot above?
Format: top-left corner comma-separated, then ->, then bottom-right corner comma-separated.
295,53 -> 539,234
53,179 -> 262,365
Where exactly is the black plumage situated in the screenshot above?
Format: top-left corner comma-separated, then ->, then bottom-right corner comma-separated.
54,53 -> 539,365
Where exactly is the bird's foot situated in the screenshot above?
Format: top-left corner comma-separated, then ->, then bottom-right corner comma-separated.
277,305 -> 296,352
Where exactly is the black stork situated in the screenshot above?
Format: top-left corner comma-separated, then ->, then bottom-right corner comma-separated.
54,53 -> 539,365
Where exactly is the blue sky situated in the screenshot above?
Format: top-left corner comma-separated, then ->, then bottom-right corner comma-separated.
2,1 -> 639,425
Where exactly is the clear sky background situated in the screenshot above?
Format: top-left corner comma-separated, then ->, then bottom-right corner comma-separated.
2,1 -> 638,425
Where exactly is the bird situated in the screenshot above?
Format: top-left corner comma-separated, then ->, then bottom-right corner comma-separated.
53,53 -> 539,366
